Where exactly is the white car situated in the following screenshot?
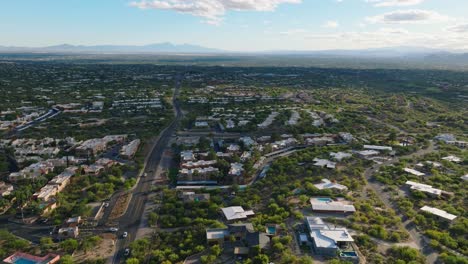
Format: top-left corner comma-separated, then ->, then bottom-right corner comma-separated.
124,248 -> 130,256
109,227 -> 119,232
122,232 -> 128,238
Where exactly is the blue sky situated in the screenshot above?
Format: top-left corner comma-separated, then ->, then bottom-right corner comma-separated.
1,0 -> 467,51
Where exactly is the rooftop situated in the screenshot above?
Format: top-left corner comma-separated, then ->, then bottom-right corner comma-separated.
222,206 -> 255,221
420,206 -> 457,221
314,179 -> 347,191
310,198 -> 356,213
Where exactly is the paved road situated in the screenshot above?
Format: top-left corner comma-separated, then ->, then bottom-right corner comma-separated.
0,215 -> 53,243
112,72 -> 183,264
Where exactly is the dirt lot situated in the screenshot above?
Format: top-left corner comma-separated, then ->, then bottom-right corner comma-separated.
109,192 -> 132,220
73,233 -> 116,263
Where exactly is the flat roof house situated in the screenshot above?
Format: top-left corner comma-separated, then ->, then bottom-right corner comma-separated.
363,145 -> 392,151
404,181 -> 453,197
206,223 -> 269,251
221,206 -> 255,221
314,179 -> 348,192
404,168 -> 425,177
310,198 -> 356,214
313,159 -> 336,169
420,206 -> 457,222
305,217 -> 357,258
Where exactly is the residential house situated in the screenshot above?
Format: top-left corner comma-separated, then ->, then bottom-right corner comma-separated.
420,206 -> 457,222
405,181 -> 453,198
314,179 -> 348,192
221,206 -> 255,221
313,158 -> 336,169
305,217 -> 358,259
206,223 -> 269,253
229,163 -> 244,177
404,168 -> 425,177
120,139 -> 141,159
363,145 -> 392,151
310,198 -> 356,214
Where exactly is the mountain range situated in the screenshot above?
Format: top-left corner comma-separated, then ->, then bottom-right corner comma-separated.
0,43 -> 467,59
0,43 -> 222,54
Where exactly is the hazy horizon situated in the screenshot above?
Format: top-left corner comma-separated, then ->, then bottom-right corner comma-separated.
1,0 -> 468,52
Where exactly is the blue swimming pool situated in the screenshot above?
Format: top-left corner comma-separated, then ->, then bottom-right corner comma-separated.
13,258 -> 38,264
267,226 -> 276,234
317,198 -> 333,202
340,251 -> 358,257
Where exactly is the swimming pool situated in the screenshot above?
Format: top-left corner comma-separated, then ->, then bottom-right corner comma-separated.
267,226 -> 276,234
316,198 -> 333,202
340,251 -> 358,257
13,258 -> 38,264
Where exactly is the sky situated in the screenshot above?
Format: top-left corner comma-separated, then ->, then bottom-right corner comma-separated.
1,0 -> 468,51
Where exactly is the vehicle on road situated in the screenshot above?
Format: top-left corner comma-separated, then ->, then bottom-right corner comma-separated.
109,227 -> 119,232
124,248 -> 130,256
104,202 -> 110,208
142,172 -> 147,177
122,231 -> 128,238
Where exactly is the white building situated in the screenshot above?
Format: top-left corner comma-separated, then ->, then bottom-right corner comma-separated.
314,179 -> 348,192
180,150 -> 195,162
313,159 -> 336,169
405,181 -> 443,196
229,163 -> 244,176
305,217 -> 356,257
221,206 -> 255,221
404,168 -> 425,177
420,206 -> 457,221
120,139 -> 141,159
310,198 -> 356,214
330,152 -> 352,161
442,155 -> 462,163
363,145 -> 393,151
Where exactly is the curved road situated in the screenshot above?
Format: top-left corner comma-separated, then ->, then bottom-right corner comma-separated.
112,73 -> 183,264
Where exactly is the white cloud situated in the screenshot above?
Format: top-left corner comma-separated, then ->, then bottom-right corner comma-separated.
322,20 -> 339,28
130,0 -> 301,25
366,9 -> 449,24
447,23 -> 468,33
280,28 -> 308,35
366,0 -> 425,7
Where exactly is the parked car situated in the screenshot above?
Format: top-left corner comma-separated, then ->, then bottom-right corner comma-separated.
122,231 -> 128,238
109,227 -> 119,232
124,248 -> 130,256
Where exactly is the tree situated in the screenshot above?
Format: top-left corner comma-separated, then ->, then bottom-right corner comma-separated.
81,236 -> 102,252
60,255 -> 74,264
60,239 -> 79,253
253,254 -> 269,264
388,246 -> 425,263
126,258 -> 140,264
210,244 -> 221,257
40,236 -> 54,250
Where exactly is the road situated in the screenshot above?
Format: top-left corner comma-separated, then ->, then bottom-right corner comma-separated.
0,215 -> 53,243
10,107 -> 61,135
112,72 -> 183,264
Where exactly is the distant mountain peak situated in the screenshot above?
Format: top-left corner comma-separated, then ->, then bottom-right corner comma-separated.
0,42 -> 223,54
